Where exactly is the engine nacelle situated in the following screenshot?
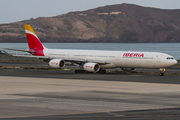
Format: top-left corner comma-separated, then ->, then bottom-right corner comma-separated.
83,63 -> 100,73
49,59 -> 65,68
121,68 -> 136,71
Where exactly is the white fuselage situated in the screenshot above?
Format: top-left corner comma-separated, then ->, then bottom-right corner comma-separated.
43,49 -> 177,69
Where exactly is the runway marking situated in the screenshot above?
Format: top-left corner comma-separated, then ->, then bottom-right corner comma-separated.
1,114 -> 180,119
129,75 -> 142,76
106,112 -> 125,117
18,97 -> 176,111
4,70 -> 15,72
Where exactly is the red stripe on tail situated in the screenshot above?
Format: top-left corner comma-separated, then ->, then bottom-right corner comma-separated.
26,33 -> 44,50
26,33 -> 45,56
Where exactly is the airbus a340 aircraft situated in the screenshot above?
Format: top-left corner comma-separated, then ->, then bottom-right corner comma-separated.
5,25 -> 177,76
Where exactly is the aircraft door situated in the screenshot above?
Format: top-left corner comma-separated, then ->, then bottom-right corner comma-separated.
157,55 -> 161,62
116,54 -> 120,61
68,51 -> 72,57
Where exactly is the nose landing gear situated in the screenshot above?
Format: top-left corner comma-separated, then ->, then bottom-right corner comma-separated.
159,68 -> 165,76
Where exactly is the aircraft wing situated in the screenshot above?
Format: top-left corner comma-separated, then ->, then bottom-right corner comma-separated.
13,54 -> 50,59
11,54 -> 110,65
60,58 -> 110,64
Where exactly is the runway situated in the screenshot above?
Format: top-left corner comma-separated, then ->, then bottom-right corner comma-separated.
0,61 -> 180,119
1,76 -> 180,119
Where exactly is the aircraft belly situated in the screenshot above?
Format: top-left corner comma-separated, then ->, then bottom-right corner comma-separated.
117,58 -> 158,68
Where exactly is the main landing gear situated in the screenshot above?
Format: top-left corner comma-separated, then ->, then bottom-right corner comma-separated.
159,68 -> 165,76
74,69 -> 106,74
74,69 -> 85,73
98,69 -> 106,74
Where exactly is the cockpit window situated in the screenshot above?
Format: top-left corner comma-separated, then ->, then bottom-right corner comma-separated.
167,57 -> 174,60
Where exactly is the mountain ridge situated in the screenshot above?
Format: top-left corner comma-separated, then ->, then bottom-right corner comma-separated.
0,3 -> 180,43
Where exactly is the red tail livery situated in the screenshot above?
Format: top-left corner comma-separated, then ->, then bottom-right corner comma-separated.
24,25 -> 46,56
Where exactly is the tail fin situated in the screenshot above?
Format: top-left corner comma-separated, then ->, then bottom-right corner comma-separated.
24,25 -> 46,50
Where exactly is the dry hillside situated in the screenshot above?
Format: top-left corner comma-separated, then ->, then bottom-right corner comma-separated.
0,3 -> 180,42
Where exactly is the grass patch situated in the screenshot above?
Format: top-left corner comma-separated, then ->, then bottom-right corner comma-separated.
0,66 -> 72,71
106,70 -> 180,75
174,63 -> 180,67
0,60 -> 44,63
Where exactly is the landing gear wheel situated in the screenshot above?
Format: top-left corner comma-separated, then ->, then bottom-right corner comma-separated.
159,68 -> 165,76
81,70 -> 85,73
74,70 -> 85,74
102,70 -> 106,74
75,70 -> 78,74
159,72 -> 164,76
98,69 -> 106,74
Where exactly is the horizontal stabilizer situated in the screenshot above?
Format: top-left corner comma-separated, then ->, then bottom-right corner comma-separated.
2,50 -> 11,55
3,48 -> 35,53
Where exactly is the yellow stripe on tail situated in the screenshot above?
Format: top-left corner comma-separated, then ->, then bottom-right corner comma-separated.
24,25 -> 36,35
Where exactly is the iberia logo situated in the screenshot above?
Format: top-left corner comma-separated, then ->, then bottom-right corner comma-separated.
86,66 -> 93,68
56,63 -> 58,65
123,53 -> 144,57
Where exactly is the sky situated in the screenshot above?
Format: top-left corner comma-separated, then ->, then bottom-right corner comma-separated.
0,0 -> 180,24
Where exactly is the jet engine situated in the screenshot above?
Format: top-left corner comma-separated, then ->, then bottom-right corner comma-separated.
49,59 -> 65,68
121,68 -> 136,71
83,63 -> 100,73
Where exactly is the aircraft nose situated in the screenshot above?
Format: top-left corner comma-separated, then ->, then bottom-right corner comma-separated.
173,60 -> 178,65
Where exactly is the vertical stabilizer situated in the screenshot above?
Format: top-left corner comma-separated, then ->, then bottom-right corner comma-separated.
24,25 -> 47,56
24,25 -> 46,50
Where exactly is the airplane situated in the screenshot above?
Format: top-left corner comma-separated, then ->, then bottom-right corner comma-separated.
4,25 -> 177,76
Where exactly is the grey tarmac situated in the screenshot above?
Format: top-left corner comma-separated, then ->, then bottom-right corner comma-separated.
0,61 -> 180,120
